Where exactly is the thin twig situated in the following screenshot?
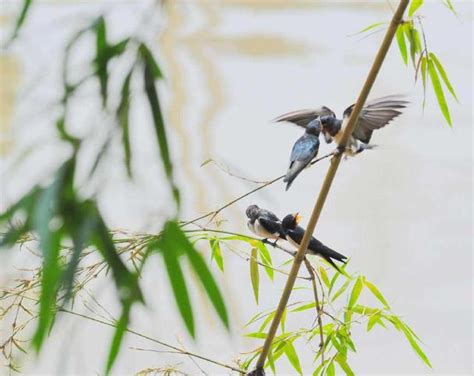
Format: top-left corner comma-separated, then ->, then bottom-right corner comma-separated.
59,309 -> 245,374
251,1 -> 410,373
303,259 -> 325,365
181,152 -> 335,227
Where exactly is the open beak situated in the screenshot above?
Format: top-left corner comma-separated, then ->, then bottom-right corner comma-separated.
294,213 -> 302,224
322,130 -> 333,144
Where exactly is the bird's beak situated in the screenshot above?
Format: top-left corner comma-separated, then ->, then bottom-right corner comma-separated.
294,213 -> 302,224
322,130 -> 333,144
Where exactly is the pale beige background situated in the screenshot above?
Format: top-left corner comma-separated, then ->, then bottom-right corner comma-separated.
0,1 -> 472,375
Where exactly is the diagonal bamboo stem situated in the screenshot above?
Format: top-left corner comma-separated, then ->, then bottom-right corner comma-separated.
250,1 -> 409,373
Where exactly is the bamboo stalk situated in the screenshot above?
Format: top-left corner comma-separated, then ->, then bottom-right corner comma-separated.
250,1 -> 410,373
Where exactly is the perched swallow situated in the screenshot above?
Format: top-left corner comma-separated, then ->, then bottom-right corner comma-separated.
284,118 -> 321,191
274,95 -> 408,156
281,213 -> 347,272
246,205 -> 285,242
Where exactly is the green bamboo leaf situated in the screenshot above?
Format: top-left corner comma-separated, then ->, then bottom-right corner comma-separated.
5,0 -> 32,46
367,312 -> 381,332
396,25 -> 408,65
94,16 -> 108,107
256,241 -> 274,281
268,348 -> 276,375
345,277 -> 364,323
291,302 -> 316,313
105,303 -> 131,375
421,55 -> 427,90
429,52 -> 458,101
312,359 -> 328,376
319,266 -> 330,288
363,279 -> 390,309
331,279 -> 351,302
210,238 -> 224,272
62,208 -> 98,302
258,311 -> 275,333
335,354 -> 355,376
93,213 -> 143,304
408,0 -> 424,17
32,160 -> 74,351
139,44 -> 162,78
331,336 -> 346,356
407,28 -> 421,66
250,247 -> 260,304
399,323 -> 432,367
284,341 -> 303,375
428,58 -> 452,126
245,332 -> 267,339
442,0 -> 457,15
166,222 -> 229,328
141,48 -> 180,207
117,68 -> 134,177
160,226 -> 195,337
350,305 -> 378,315
327,361 -> 335,376
353,21 -> 386,35
280,308 -> 286,332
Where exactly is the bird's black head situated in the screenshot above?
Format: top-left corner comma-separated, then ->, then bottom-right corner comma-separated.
306,118 -> 321,136
246,205 -> 260,220
319,115 -> 340,143
281,213 -> 302,231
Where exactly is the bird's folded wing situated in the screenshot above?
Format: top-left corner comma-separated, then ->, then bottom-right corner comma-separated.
258,217 -> 282,236
273,106 -> 335,128
343,95 -> 409,143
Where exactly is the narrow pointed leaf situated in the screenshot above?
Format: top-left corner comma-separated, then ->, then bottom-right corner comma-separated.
160,227 -> 195,337
141,49 -> 180,207
353,21 -> 386,35
396,25 -> 408,65
408,0 -> 424,17
363,279 -> 390,309
284,341 -> 303,375
331,279 -> 351,302
256,241 -> 273,281
319,266 -> 330,288
428,58 -> 452,126
210,238 -> 224,272
105,303 -> 131,375
165,222 -> 229,328
5,0 -> 32,46
345,277 -> 364,323
250,247 -> 260,304
429,52 -> 458,101
335,354 -> 355,376
117,68 -> 134,177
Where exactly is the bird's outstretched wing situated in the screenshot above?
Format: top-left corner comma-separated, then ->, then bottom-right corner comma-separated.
343,95 -> 409,144
273,106 -> 335,128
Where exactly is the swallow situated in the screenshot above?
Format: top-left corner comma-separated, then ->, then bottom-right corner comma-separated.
246,205 -> 285,243
274,95 -> 408,156
283,118 -> 321,191
281,213 -> 347,272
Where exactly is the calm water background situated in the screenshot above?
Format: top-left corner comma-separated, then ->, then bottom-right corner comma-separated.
0,1 -> 472,374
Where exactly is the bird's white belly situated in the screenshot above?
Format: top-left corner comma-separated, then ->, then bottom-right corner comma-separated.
287,236 -> 301,250
253,220 -> 279,239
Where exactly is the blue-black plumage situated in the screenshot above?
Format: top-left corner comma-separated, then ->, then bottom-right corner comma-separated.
281,213 -> 347,272
283,118 -> 321,191
274,95 -> 408,156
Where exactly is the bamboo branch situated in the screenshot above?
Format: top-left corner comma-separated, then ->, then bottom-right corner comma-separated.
250,1 -> 410,373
